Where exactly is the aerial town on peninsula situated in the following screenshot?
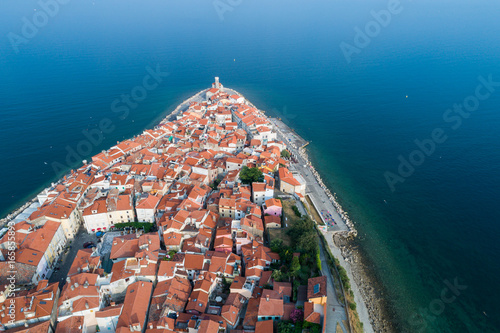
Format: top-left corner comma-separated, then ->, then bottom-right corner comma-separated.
0,79 -> 360,333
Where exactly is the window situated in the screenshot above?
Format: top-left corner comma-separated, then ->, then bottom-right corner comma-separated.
314,283 -> 320,294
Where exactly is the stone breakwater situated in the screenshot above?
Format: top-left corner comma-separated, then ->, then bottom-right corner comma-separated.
0,197 -> 38,226
161,89 -> 208,124
298,145 -> 358,237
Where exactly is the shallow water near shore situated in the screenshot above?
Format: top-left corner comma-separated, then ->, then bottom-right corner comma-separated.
1,1 -> 500,331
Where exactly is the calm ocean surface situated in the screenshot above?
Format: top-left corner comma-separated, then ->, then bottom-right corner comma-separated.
1,1 -> 499,331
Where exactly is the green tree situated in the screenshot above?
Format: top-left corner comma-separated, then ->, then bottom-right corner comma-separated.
271,239 -> 283,253
221,277 -> 231,293
287,217 -> 319,256
271,269 -> 283,282
316,251 -> 322,271
239,166 -> 264,184
292,279 -> 300,302
281,150 -> 291,158
210,178 -> 221,190
290,256 -> 301,277
280,246 -> 294,264
292,205 -> 302,217
278,321 -> 294,333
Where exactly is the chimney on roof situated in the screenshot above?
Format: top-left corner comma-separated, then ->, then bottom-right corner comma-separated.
266,295 -> 269,302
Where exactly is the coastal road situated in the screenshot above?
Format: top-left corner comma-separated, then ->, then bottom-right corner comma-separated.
319,239 -> 349,333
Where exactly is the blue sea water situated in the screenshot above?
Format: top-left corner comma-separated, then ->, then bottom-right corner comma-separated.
1,0 -> 499,331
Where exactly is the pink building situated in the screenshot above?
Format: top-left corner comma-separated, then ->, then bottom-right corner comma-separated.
263,198 -> 282,217
215,226 -> 233,253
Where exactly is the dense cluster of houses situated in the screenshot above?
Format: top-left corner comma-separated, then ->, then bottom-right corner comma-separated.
0,79 -> 320,333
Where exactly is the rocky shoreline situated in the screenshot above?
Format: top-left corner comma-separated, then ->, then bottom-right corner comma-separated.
335,235 -> 397,333
0,197 -> 38,227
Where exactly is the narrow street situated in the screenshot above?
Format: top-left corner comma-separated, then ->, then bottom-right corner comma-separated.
319,240 -> 349,333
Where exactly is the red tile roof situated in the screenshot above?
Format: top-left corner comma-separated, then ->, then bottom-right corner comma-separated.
307,276 -> 327,300
116,281 -> 153,331
258,296 -> 283,317
255,320 -> 274,333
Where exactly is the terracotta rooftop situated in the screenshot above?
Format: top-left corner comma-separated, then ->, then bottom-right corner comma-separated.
307,276 -> 327,300
116,281 -> 153,331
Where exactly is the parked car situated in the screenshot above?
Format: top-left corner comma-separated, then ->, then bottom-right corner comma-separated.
83,242 -> 95,249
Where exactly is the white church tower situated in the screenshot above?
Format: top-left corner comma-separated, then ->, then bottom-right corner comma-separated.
212,77 -> 223,90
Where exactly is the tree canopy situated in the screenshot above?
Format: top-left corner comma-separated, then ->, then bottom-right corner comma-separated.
281,150 -> 291,158
239,166 -> 264,184
287,216 -> 318,255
